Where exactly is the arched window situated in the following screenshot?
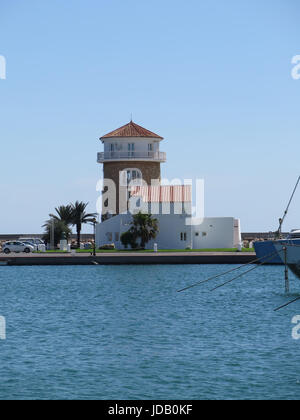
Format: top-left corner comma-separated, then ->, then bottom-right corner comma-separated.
120,168 -> 142,187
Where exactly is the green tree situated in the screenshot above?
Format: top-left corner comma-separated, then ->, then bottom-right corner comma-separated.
120,230 -> 138,249
42,219 -> 71,247
49,205 -> 74,226
130,212 -> 159,249
71,201 -> 97,248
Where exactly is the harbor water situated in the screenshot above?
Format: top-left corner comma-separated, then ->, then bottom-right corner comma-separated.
0,264 -> 300,400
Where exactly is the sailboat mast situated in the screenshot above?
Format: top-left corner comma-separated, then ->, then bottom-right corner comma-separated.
276,176 -> 300,238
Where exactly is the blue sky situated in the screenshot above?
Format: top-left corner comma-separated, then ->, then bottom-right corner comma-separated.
0,0 -> 299,234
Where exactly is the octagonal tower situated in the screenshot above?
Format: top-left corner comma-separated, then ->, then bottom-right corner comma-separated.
98,120 -> 166,218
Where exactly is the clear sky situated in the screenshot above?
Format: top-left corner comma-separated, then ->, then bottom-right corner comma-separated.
0,0 -> 299,234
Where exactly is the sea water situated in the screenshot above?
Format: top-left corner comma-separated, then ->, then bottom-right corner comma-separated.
0,264 -> 299,400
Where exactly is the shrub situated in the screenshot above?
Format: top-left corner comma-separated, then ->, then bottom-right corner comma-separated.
120,231 -> 138,249
99,243 -> 116,250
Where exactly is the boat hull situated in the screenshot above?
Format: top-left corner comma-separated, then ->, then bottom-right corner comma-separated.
254,238 -> 300,265
273,243 -> 300,279
287,264 -> 300,279
253,241 -> 283,264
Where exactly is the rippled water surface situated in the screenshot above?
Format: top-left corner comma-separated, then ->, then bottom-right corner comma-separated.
0,264 -> 300,400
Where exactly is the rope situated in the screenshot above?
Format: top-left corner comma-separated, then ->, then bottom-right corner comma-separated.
274,296 -> 300,312
276,175 -> 300,237
210,249 -> 284,291
177,249 -> 282,293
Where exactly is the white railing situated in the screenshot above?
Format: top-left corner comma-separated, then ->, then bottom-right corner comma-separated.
97,151 -> 166,163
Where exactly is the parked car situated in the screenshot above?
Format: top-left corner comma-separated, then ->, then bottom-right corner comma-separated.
2,241 -> 35,254
22,241 -> 38,251
18,238 -> 45,246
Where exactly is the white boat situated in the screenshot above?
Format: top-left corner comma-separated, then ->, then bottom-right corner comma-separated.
289,229 -> 300,239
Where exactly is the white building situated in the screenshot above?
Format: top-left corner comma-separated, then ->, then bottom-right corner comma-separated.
96,121 -> 241,250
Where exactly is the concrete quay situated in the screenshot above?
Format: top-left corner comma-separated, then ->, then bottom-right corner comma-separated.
0,252 -> 256,266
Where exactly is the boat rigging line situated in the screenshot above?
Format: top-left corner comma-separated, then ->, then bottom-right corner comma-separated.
177,249 -> 282,293
210,249 -> 284,292
275,175 -> 300,239
274,296 -> 300,312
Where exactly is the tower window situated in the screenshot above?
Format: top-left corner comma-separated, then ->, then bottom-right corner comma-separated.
132,170 -> 140,180
128,143 -> 135,157
148,143 -> 153,157
120,168 -> 142,187
110,143 -> 122,153
125,169 -> 142,186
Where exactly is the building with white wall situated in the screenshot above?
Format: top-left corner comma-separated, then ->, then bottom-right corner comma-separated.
96,121 -> 241,250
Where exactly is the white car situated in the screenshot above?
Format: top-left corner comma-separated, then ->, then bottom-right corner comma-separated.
18,238 -> 45,246
2,241 -> 35,254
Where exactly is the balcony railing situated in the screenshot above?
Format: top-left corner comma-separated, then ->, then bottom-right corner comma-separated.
97,151 -> 167,163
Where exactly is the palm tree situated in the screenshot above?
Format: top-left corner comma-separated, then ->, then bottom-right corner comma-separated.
71,201 -> 97,248
49,205 -> 73,226
130,212 -> 159,249
42,219 -> 72,247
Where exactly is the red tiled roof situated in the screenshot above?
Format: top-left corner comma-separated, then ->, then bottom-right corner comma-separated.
131,185 -> 192,203
100,121 -> 163,140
